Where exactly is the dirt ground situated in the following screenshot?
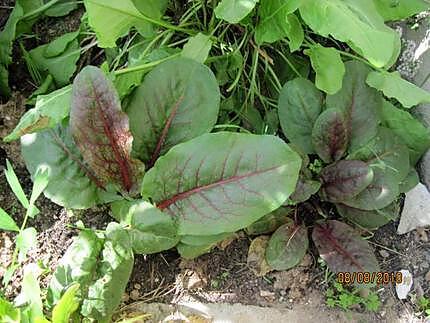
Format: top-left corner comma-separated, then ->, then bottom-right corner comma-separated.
1,3 -> 429,323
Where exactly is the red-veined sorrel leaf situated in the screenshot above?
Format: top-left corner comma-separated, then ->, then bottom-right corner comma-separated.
265,219 -> 308,271
126,57 -> 220,167
312,220 -> 379,273
141,132 -> 302,236
312,108 -> 349,163
326,61 -> 382,152
245,206 -> 293,236
70,66 -> 143,194
321,160 -> 374,202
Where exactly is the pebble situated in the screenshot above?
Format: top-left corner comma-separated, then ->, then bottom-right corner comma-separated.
134,283 -> 141,290
379,250 -> 390,258
425,271 -> 430,281
130,290 -> 140,301
259,290 -> 275,298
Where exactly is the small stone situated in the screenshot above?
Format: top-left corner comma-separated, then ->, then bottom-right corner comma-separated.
134,283 -> 141,290
130,290 -> 140,301
379,250 -> 390,258
260,290 -> 275,298
416,228 -> 428,242
122,293 -> 129,302
425,271 -> 430,281
186,271 -> 203,289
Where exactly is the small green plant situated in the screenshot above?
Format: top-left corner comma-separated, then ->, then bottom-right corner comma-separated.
418,296 -> 430,318
326,282 -> 380,312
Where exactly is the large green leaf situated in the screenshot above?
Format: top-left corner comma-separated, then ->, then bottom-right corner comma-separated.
0,297 -> 20,322
320,160 -> 374,202
71,66 -> 144,194
4,85 -> 71,142
214,0 -> 259,23
304,44 -> 345,95
336,202 -> 399,229
128,201 -> 179,254
373,0 -> 429,21
399,169 -> 419,193
381,101 -> 430,165
313,220 -> 379,274
367,70 -> 430,108
18,265 -> 44,322
44,0 -> 78,17
81,223 -> 134,323
29,33 -> 80,86
127,58 -> 220,166
141,132 -> 301,236
326,61 -> 382,152
84,0 -> 166,47
176,242 -> 214,259
51,284 -> 80,323
131,0 -> 169,37
47,230 -> 104,308
265,220 -> 308,270
278,78 -> 323,154
300,0 -> 399,68
181,33 -> 212,63
21,125 -> 120,209
312,108 -> 349,163
245,206 -> 293,235
255,6 -> 304,51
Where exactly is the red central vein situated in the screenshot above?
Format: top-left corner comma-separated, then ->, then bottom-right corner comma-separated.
157,164 -> 283,210
148,95 -> 185,168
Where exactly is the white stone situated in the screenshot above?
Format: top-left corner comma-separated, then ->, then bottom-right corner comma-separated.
397,183 -> 430,234
395,269 -> 413,300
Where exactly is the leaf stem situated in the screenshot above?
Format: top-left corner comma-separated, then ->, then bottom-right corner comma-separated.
21,0 -> 61,20
113,53 -> 180,75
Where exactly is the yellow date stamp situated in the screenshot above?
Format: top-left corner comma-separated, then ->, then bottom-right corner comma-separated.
337,271 -> 403,285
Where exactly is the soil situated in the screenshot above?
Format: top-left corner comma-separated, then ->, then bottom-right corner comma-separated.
1,3 -> 429,323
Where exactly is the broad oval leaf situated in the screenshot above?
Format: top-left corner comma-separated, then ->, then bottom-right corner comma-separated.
265,220 -> 308,271
245,206 -> 293,235
141,132 -> 302,236
367,70 -> 430,108
289,176 -> 321,204
373,0 -> 429,21
326,61 -> 382,152
127,58 -> 220,167
214,0 -> 258,23
320,160 -> 374,202
399,169 -> 419,194
300,0 -> 399,68
181,33 -> 212,63
71,66 -> 143,194
336,202 -> 399,229
47,230 -> 103,308
304,44 -> 345,94
128,201 -> 179,254
81,223 -> 134,322
312,220 -> 379,273
312,108 -> 349,163
21,125 -> 120,209
51,284 -> 80,323
179,232 -> 234,246
278,78 -> 323,154
176,242 -> 213,259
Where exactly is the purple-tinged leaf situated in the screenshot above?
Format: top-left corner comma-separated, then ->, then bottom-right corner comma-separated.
70,66 -> 143,194
265,220 -> 308,271
321,160 -> 374,202
289,175 -> 321,204
312,220 -> 379,273
312,108 -> 349,163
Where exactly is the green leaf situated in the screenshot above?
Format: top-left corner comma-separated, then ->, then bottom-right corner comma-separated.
141,132 -> 302,236
84,0 -> 164,47
0,296 -> 20,322
312,220 -> 379,274
44,31 -> 79,57
326,61 -> 382,152
131,0 -> 169,37
336,202 -> 399,229
4,85 -> 72,142
47,230 -> 103,308
289,176 -> 321,204
0,2 -> 24,96
300,0 -> 400,68
21,125 -> 120,209
4,159 -> 31,212
29,33 -> 80,86
399,169 -> 419,193
44,0 -> 78,17
214,0 -> 259,23
51,284 -> 80,323
0,207 -> 19,232
320,160 -> 374,202
128,201 -> 179,254
179,232 -> 234,246
81,223 -> 134,323
304,44 -> 345,94
18,265 -> 44,322
381,100 -> 430,165
70,66 -> 144,194
373,0 -> 429,21
265,220 -> 308,270
16,227 -> 37,263
127,58 -> 220,166
245,206 -> 293,235
367,70 -> 430,108
278,78 -> 323,154
176,242 -> 214,259
312,108 -> 349,163
181,33 -> 212,63
255,0 -> 303,45
27,165 -> 49,218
